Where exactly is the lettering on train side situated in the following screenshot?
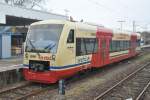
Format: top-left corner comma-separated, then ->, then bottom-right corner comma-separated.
77,56 -> 90,63
39,55 -> 56,61
39,56 -> 51,60
30,55 -> 36,58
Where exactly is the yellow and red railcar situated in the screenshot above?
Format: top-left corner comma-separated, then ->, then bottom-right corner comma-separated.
23,20 -> 141,83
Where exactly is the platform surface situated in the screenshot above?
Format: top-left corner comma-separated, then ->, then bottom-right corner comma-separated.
141,44 -> 150,48
0,56 -> 23,72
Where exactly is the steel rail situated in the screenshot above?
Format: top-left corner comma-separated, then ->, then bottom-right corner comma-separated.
94,62 -> 150,100
15,85 -> 57,100
0,82 -> 31,94
135,80 -> 150,100
0,82 -> 57,100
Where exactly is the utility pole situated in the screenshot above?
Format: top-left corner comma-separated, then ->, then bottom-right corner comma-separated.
118,20 -> 125,31
133,20 -> 136,32
144,23 -> 150,32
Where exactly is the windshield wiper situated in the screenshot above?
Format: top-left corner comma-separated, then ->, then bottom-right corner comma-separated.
44,43 -> 56,50
26,37 -> 41,57
26,37 -> 36,50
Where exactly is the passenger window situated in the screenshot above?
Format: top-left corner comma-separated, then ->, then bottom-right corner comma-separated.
76,38 -> 98,56
67,29 -> 74,43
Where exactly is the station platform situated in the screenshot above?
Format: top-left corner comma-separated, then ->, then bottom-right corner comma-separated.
0,56 -> 24,88
141,44 -> 150,48
0,56 -> 23,72
141,44 -> 150,51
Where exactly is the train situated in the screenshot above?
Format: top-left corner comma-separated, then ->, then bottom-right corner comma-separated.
23,19 -> 141,83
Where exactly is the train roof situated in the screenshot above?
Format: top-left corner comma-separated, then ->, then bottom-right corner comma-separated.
30,19 -> 140,38
31,19 -> 68,25
113,30 -> 141,36
31,19 -> 102,28
31,19 -> 110,31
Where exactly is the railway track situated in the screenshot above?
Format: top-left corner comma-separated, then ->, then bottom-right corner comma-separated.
136,80 -> 150,100
0,82 -> 57,100
94,61 -> 150,100
141,84 -> 150,100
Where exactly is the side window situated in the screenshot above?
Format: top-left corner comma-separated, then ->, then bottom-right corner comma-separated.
67,29 -> 74,43
113,41 -> 117,52
127,41 -> 129,48
93,38 -> 98,53
76,38 -> 98,56
76,38 -> 81,56
117,41 -> 120,51
109,40 -> 113,52
76,38 -> 86,56
120,41 -> 123,50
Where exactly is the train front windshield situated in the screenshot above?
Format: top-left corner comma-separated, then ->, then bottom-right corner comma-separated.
25,24 -> 64,54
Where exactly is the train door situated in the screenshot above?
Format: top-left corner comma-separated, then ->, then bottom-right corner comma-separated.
92,35 -> 111,67
99,36 -> 110,65
130,35 -> 137,55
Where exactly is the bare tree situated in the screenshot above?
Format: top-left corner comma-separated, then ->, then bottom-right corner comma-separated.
4,0 -> 45,9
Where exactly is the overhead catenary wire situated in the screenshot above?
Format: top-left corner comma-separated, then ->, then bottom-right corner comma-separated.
86,0 -> 150,32
86,0 -> 121,16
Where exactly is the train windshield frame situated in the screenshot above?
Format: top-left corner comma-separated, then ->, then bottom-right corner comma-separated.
25,24 -> 64,54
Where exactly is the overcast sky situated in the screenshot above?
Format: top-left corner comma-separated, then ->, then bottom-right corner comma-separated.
44,0 -> 150,32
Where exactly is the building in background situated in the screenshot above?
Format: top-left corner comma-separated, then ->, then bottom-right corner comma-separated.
140,31 -> 150,45
0,2 -> 67,58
